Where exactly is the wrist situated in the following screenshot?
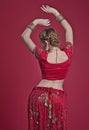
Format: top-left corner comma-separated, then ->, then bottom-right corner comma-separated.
53,10 -> 60,17
27,22 -> 36,31
56,14 -> 65,23
32,19 -> 38,26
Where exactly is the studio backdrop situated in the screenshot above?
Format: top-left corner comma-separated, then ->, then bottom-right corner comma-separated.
0,0 -> 89,130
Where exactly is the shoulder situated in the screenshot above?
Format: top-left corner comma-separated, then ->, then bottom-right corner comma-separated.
33,45 -> 47,60
63,41 -> 74,57
65,41 -> 73,48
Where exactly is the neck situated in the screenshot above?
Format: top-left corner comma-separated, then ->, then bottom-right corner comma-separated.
50,46 -> 61,51
52,46 -> 58,49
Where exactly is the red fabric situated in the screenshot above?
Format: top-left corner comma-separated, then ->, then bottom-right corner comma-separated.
33,42 -> 73,80
28,86 -> 69,130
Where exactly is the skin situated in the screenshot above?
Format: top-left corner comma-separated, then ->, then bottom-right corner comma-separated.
21,5 -> 74,90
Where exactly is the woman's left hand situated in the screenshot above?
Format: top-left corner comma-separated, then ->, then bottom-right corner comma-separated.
33,19 -> 51,26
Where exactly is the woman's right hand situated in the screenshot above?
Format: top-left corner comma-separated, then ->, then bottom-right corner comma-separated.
33,19 -> 51,26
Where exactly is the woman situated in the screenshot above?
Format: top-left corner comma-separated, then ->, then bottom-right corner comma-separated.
21,5 -> 73,130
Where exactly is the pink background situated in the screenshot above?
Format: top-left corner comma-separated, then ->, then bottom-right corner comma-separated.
0,0 -> 89,130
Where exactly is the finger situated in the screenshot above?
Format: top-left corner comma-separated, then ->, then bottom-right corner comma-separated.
44,24 -> 50,26
45,21 -> 51,25
47,20 -> 50,23
40,7 -> 48,13
41,5 -> 46,10
41,5 -> 45,10
45,20 -> 51,24
46,5 -> 50,8
42,5 -> 47,9
42,5 -> 49,12
46,19 -> 50,22
46,23 -> 51,26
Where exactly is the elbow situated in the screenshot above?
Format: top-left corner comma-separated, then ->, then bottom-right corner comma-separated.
70,26 -> 73,32
21,28 -> 31,40
21,34 -> 24,39
65,23 -> 73,32
21,34 -> 26,41
21,32 -> 27,38
21,32 -> 25,39
21,33 -> 30,40
68,26 -> 73,32
21,32 -> 24,37
66,27 -> 73,34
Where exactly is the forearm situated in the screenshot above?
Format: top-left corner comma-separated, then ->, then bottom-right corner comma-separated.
21,28 -> 31,39
21,18 -> 50,53
53,11 -> 73,31
21,18 -> 50,39
53,10 -> 73,43
21,20 -> 38,53
21,20 -> 37,38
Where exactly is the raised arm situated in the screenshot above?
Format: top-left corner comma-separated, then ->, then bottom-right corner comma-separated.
41,5 -> 73,44
21,19 -> 50,53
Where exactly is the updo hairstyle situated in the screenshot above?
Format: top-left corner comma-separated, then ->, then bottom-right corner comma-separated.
39,28 -> 60,47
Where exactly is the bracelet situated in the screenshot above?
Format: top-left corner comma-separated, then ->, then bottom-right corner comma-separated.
27,22 -> 35,30
56,14 -> 64,22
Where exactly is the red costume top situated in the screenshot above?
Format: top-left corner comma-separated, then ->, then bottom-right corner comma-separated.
33,42 -> 73,80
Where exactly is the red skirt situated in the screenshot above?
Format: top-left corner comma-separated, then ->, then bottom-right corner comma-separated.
28,86 -> 69,130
